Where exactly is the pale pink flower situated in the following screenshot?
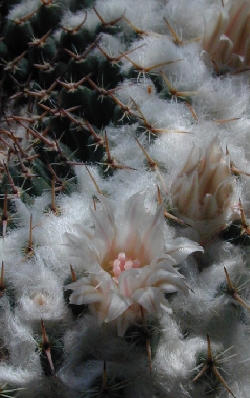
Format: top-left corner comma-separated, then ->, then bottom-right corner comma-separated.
171,138 -> 237,239
203,0 -> 250,71
65,193 -> 203,336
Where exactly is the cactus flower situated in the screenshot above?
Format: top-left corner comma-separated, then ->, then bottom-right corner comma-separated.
65,193 -> 203,336
171,138 -> 237,238
203,0 -> 250,71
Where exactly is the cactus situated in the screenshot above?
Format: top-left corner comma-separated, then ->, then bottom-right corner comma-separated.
1,0 -> 250,397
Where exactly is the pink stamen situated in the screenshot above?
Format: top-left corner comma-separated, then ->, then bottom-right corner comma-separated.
112,252 -> 141,279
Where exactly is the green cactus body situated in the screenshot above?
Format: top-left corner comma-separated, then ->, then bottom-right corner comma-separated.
60,28 -> 92,55
34,3 -> 63,36
38,62 -> 68,88
97,59 -> 123,89
94,93 -> 116,128
113,104 -> 138,126
69,121 -> 91,161
87,133 -> 104,162
66,56 -> 98,81
4,20 -> 34,54
60,85 -> 93,118
28,37 -> 57,65
0,41 -> 9,66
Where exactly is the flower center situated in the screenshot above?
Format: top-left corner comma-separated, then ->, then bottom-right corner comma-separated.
110,252 -> 141,281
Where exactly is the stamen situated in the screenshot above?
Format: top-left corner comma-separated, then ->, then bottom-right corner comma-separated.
111,252 -> 141,279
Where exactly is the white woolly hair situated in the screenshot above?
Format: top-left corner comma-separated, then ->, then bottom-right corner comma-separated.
94,0 -> 166,33
7,0 -> 41,20
0,304 -> 41,385
13,259 -> 68,323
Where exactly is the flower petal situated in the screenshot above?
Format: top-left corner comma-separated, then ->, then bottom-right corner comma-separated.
164,237 -> 203,263
118,267 -> 152,297
147,266 -> 188,295
95,193 -> 116,225
91,208 -> 115,253
131,286 -> 163,315
105,291 -> 133,323
203,7 -> 228,54
67,280 -> 103,305
143,220 -> 165,263
117,193 -> 145,252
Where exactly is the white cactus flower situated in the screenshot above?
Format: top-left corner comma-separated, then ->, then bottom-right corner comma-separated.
203,0 -> 250,71
65,193 -> 203,336
171,137 -> 238,239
